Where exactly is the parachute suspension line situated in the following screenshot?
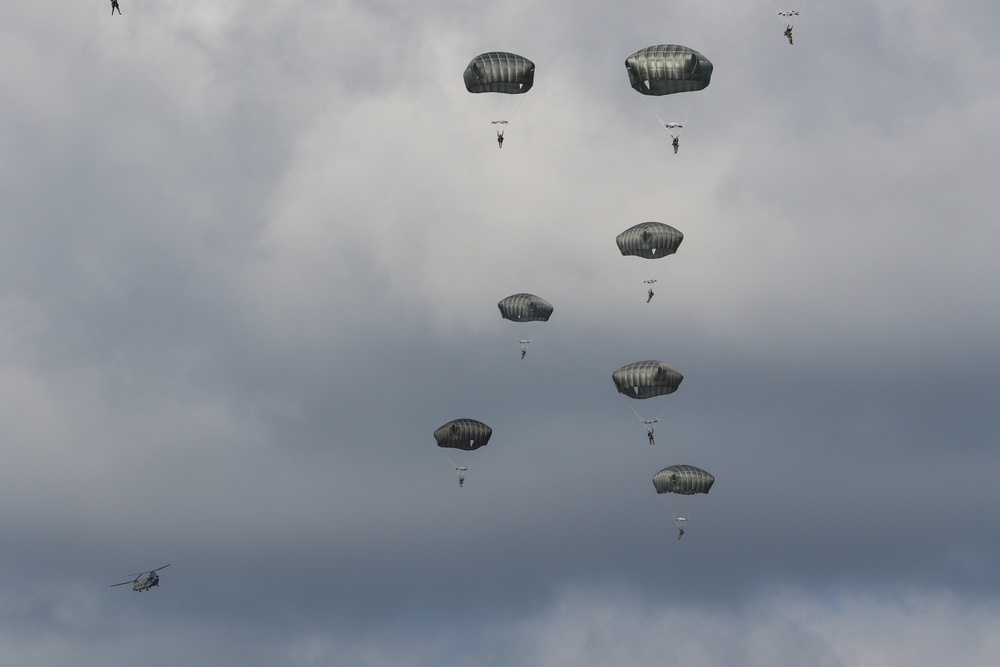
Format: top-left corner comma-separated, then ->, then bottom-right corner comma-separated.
441,451 -> 467,481
660,495 -> 696,526
505,94 -> 526,124
479,93 -> 527,129
641,97 -> 669,131
680,93 -> 701,132
663,493 -> 691,520
627,402 -> 663,425
627,404 -> 663,444
504,324 -> 533,357
641,94 -> 702,141
655,499 -> 689,541
626,258 -> 659,299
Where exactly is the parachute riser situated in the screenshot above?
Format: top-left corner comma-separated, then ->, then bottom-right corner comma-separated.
502,321 -> 542,359
640,93 -> 701,141
628,403 -> 663,439
624,259 -> 664,302
659,495 -> 697,529
476,93 -> 527,134
441,451 -> 471,487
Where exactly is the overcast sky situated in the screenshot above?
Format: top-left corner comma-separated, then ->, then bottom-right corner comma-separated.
2,1 -> 999,665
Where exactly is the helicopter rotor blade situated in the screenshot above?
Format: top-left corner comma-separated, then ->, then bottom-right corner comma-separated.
110,581 -> 135,587
150,564 -> 171,573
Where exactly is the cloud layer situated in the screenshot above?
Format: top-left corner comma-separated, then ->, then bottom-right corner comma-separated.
2,0 -> 999,664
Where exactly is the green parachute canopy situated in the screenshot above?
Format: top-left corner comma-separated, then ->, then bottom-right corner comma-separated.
497,293 -> 554,323
616,222 -> 684,259
612,360 -> 684,399
653,465 -> 715,495
434,419 -> 493,451
625,45 -> 713,96
464,52 -> 535,95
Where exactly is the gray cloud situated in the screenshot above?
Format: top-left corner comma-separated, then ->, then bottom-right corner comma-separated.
2,0 -> 999,664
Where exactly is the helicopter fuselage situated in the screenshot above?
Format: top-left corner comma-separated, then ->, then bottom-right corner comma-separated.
113,565 -> 169,592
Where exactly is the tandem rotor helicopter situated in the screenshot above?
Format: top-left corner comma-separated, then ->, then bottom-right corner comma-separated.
111,564 -> 170,592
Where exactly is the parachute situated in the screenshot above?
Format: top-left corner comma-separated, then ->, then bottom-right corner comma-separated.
616,222 -> 683,260
767,1 -> 806,44
625,45 -> 713,150
498,293 -> 553,359
497,293 -> 553,322
652,464 -> 715,495
434,418 -> 492,451
616,222 -> 684,301
612,361 -> 683,445
464,52 -> 535,144
612,360 -> 683,399
653,464 -> 715,539
434,419 -> 493,488
625,45 -> 713,96
464,52 -> 535,95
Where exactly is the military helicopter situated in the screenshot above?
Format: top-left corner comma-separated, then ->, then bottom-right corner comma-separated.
111,564 -> 171,591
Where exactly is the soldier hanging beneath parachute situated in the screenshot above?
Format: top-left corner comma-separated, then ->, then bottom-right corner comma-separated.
434,419 -> 492,488
498,293 -> 553,360
653,465 -> 715,540
625,45 -> 713,153
464,52 -> 534,147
